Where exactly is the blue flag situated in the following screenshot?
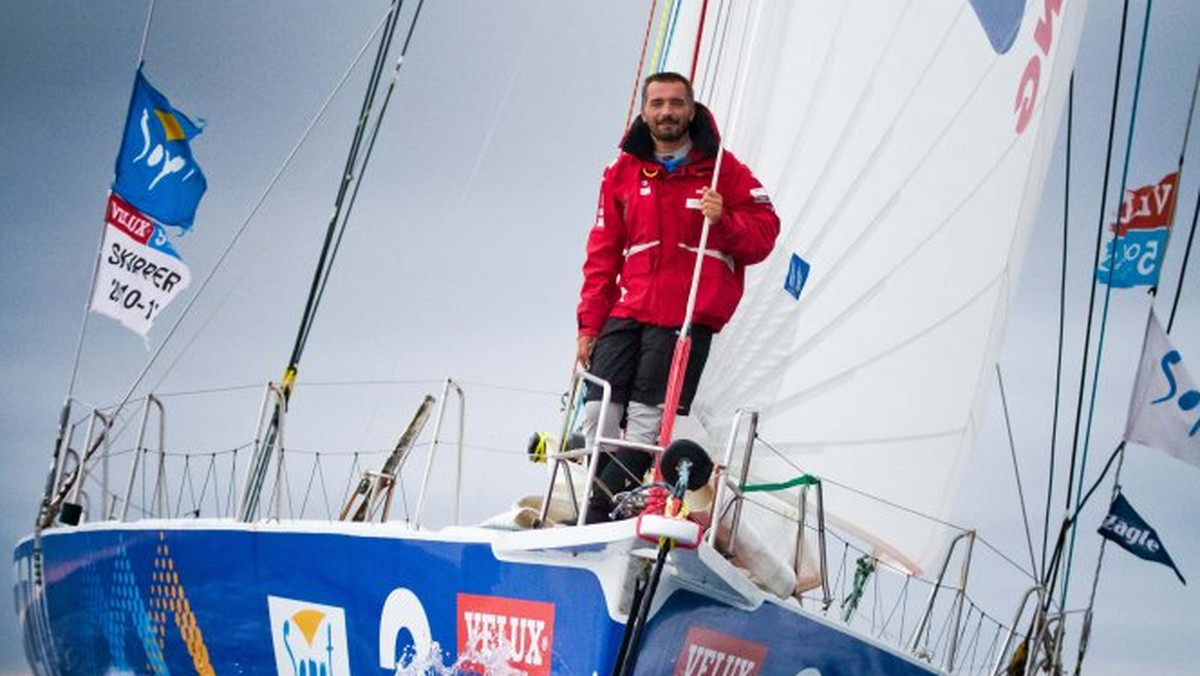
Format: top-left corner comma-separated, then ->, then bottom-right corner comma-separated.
1095,228 -> 1170,288
1097,492 -> 1186,585
112,70 -> 207,229
784,253 -> 810,300
1096,173 -> 1178,288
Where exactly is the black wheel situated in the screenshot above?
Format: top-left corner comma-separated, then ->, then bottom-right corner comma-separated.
661,439 -> 713,491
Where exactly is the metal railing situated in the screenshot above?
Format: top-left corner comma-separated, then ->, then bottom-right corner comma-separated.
40,379 -> 477,528
414,379 -> 465,528
538,371 -> 669,527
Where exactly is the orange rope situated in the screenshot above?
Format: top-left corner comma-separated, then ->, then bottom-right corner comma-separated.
625,0 -> 660,131
688,0 -> 710,82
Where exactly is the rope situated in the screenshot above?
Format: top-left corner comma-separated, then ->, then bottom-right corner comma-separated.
996,366 -> 1039,582
1073,446 -> 1126,676
697,0 -> 733,102
648,0 -> 676,74
1064,0 -> 1153,609
1043,75 -> 1073,581
66,4 -> 169,402
688,0 -> 710,82
290,0 -> 409,371
1165,60 -> 1200,333
299,453 -> 322,518
144,0 -> 418,394
91,6 -> 398,434
754,435 -> 968,531
354,4 -> 535,447
625,0 -> 659,131
310,0 -> 427,344
238,2 -> 418,521
1169,183 -> 1200,333
654,0 -> 685,73
1061,0 -> 1133,602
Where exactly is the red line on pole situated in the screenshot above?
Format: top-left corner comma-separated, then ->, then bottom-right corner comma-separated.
688,0 -> 710,82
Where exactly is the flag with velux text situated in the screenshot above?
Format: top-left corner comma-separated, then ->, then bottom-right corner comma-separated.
1096,172 -> 1178,288
89,193 -> 191,337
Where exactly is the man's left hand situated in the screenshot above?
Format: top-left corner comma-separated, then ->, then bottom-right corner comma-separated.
701,187 -> 723,223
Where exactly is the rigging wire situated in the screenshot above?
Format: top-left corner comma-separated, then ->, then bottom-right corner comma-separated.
309,0 -> 427,339
64,0 -> 159,401
1169,183 -> 1200,332
1056,0 -> 1133,603
142,9 -> 399,396
1073,445 -> 1126,676
756,435 -> 1038,584
1043,76 -> 1074,581
754,435 -> 965,532
995,366 -> 1039,583
154,2 -> 424,398
697,0 -> 734,103
352,2 -> 538,449
136,0 -> 156,66
1164,60 -> 1200,333
48,3 -> 402,516
289,0 -> 407,370
1064,0 -> 1154,610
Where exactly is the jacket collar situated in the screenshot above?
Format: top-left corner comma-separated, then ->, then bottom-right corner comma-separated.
620,102 -> 721,163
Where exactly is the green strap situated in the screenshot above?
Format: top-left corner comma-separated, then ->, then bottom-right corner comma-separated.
841,555 -> 877,623
741,474 -> 819,493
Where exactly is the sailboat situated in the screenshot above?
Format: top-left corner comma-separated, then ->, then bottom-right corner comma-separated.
16,0 -> 1193,674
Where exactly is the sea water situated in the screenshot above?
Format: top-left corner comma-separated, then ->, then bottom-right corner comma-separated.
391,639 -> 529,676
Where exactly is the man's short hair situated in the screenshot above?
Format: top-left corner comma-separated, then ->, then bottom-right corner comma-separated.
641,71 -> 694,105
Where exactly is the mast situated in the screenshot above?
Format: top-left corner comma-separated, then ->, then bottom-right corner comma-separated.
238,0 -> 424,520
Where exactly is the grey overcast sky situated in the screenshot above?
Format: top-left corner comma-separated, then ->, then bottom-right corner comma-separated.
1,2 -> 1198,675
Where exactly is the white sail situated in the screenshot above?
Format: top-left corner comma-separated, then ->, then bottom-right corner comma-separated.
661,0 -> 1090,573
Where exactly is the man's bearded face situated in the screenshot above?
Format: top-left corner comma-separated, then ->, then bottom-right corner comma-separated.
642,80 -> 694,145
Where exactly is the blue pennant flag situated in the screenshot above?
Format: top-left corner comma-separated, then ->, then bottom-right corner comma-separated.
784,253 -> 810,300
112,70 -> 207,230
1098,492 -> 1186,585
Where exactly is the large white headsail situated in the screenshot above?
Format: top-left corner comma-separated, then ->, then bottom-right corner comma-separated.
661,0 -> 1090,573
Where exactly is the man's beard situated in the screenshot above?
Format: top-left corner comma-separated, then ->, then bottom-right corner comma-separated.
649,115 -> 689,143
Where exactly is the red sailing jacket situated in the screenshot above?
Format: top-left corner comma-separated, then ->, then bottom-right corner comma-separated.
577,104 -> 780,337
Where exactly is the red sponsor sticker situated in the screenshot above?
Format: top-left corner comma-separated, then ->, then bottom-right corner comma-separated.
106,193 -> 155,244
456,593 -> 555,676
674,626 -> 768,676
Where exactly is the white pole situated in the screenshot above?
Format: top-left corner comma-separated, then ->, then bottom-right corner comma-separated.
678,0 -> 763,338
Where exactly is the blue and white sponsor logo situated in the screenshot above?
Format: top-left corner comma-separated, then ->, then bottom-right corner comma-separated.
113,71 -> 207,229
267,596 -> 352,676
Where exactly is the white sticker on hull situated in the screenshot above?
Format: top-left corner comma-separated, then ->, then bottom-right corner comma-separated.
268,596 -> 352,676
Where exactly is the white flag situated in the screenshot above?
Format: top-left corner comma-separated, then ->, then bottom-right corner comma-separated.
1124,311 -> 1200,469
88,193 -> 191,337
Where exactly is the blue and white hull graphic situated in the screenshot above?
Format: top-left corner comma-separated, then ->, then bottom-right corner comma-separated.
15,520 -> 941,675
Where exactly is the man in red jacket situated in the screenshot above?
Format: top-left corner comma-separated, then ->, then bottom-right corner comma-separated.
576,72 -> 779,523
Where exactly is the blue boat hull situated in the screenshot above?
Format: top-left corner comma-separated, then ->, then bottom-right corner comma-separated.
14,521 -> 941,675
